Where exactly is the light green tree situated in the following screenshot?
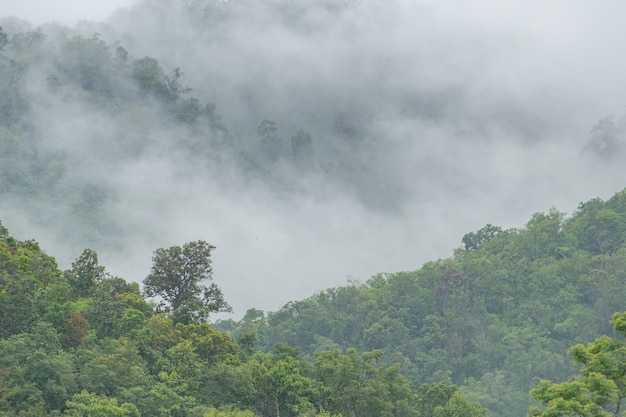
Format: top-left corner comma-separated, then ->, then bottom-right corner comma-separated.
530,311 -> 626,417
433,392 -> 486,417
65,391 -> 140,417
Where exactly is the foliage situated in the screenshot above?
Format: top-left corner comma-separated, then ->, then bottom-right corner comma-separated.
219,189 -> 626,417
530,311 -> 626,417
65,391 -> 141,417
63,249 -> 108,298
3,15 -> 626,414
143,241 -> 231,324
6,186 -> 626,417
433,392 -> 486,417
461,224 -> 504,251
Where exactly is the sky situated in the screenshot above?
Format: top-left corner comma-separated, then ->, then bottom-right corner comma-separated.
0,0 -> 135,26
2,0 -> 626,320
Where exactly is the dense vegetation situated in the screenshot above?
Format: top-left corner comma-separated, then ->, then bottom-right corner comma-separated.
4,189 -> 626,416
0,18 -> 245,248
0,3 -> 410,252
219,189 -> 626,417
1,0 -> 619,255
3,1 -> 626,416
0,220 -> 488,417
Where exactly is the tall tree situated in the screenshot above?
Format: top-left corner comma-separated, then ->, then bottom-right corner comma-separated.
64,248 -> 108,298
143,241 -> 231,323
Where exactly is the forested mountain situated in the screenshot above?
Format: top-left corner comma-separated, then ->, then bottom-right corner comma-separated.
0,220 -> 489,417
4,1 -> 626,416
3,0 -> 626,317
219,189 -> 626,417
4,190 -> 626,416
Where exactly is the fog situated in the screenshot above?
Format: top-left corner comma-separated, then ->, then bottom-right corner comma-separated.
1,0 -> 136,26
3,0 -> 626,319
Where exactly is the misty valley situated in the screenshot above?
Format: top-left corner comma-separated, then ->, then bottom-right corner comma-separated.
3,1 -> 626,417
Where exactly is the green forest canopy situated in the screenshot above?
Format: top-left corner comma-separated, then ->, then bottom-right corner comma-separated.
0,219 -> 486,417
218,188 -> 626,417
3,2 -> 626,416
3,187 -> 626,416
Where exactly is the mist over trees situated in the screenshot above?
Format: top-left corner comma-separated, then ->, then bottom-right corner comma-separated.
0,219 -> 493,416
3,1 -> 626,415
4,188 -> 626,416
220,189 -> 626,417
2,0 -> 626,316
143,240 -> 232,324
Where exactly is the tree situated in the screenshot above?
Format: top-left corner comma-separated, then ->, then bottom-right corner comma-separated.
132,56 -> 172,102
415,382 -> 458,417
290,128 -> 313,163
165,67 -> 192,100
257,119 -> 282,161
143,241 -> 231,323
61,311 -> 90,348
315,348 -> 418,417
0,322 -> 77,413
65,391 -> 140,417
461,224 -> 503,251
64,249 -> 108,298
584,116 -> 623,159
0,220 -> 8,240
529,311 -> 626,417
433,392 -> 487,417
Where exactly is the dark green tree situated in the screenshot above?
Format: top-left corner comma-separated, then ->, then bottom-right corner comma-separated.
64,249 -> 108,298
433,392 -> 487,417
143,241 -> 231,323
132,56 -> 173,102
461,224 -> 503,251
315,348 -> 418,417
415,382 -> 458,417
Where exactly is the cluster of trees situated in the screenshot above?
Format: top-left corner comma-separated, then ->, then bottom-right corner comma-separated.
218,189 -> 626,417
0,221 -> 487,416
0,19 -> 325,251
1,0 -> 622,252
6,190 -> 626,416
4,2 -> 626,415
530,311 -> 626,417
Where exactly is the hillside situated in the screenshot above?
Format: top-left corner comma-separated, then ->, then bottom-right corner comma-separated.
0,220 -> 491,417
3,2 -> 626,416
219,189 -> 626,417
2,0 -> 626,317
3,190 -> 626,416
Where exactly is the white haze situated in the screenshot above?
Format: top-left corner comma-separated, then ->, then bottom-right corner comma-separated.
0,0 -> 136,26
3,0 -> 626,319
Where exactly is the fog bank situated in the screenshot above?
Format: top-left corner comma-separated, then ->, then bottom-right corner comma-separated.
2,0 -> 626,318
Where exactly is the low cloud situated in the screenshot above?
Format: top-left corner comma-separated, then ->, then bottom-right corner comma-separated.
3,0 -> 626,318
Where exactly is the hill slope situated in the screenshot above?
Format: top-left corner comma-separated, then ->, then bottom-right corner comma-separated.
219,189 -> 626,417
0,220 -> 490,417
